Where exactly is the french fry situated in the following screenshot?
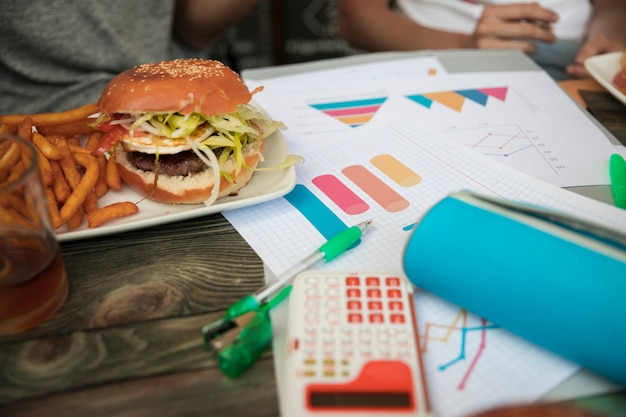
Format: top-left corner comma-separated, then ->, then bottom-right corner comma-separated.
59,152 -> 98,223
67,205 -> 83,230
36,119 -> 96,137
86,201 -> 138,228
83,189 -> 98,214
53,136 -> 81,191
2,105 -> 141,230
32,132 -> 63,160
94,154 -> 108,198
45,188 -> 62,229
37,149 -> 54,187
17,117 -> 34,142
0,206 -> 31,229
0,123 -> 17,135
50,160 -> 71,203
0,102 -> 97,127
6,160 -> 25,183
105,153 -> 122,190
67,136 -> 81,147
84,131 -> 103,152
0,140 -> 21,177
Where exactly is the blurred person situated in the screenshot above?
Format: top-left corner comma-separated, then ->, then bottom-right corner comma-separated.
337,0 -> 626,80
0,0 -> 258,114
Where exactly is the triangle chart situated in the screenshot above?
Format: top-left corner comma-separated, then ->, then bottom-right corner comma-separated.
309,97 -> 387,127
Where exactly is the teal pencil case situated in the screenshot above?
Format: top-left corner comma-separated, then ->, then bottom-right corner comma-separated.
402,191 -> 626,387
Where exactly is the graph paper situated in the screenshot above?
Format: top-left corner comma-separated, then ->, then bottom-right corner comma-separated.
224,119 -> 626,417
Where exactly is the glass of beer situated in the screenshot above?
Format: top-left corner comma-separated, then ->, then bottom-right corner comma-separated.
0,133 -> 68,335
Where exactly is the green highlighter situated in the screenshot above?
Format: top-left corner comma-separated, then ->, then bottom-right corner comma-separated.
609,153 -> 626,209
202,220 -> 372,378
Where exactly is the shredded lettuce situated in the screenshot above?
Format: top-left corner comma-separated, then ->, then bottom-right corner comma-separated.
98,103 -> 298,185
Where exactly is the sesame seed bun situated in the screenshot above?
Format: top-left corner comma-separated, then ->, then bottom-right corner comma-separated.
97,59 -> 258,116
95,58 -> 274,205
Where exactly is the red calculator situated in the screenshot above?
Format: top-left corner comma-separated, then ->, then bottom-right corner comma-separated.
284,270 -> 431,416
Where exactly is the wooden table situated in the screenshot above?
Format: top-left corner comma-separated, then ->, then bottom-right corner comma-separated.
1,80 -> 625,417
0,214 -> 280,417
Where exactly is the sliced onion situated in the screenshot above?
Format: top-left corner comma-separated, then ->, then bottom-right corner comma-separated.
185,138 -> 221,207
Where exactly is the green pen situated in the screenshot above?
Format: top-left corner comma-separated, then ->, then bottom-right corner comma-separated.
610,153 -> 626,210
224,219 -> 373,319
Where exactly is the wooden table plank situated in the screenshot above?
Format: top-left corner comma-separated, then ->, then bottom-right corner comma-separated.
0,357 -> 280,417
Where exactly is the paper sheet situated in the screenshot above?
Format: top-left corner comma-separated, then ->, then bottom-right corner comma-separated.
250,68 -> 617,188
224,119 -> 626,417
225,54 -> 625,416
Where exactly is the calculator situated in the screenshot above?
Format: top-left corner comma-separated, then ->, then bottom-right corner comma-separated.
283,270 -> 431,416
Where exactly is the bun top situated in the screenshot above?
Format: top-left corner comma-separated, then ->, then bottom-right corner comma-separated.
98,59 -> 256,116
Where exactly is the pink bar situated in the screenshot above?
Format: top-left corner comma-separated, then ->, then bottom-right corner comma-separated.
323,105 -> 381,117
342,165 -> 410,213
312,174 -> 369,215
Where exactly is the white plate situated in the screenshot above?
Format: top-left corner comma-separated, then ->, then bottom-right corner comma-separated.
56,129 -> 296,242
584,51 -> 626,106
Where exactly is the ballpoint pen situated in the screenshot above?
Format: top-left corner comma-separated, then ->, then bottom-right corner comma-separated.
609,153 -> 626,210
201,219 -> 373,377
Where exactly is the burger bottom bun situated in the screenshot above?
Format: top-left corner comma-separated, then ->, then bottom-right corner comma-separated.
114,140 -> 263,204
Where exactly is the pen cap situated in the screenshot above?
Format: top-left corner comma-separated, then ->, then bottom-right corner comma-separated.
402,192 -> 626,387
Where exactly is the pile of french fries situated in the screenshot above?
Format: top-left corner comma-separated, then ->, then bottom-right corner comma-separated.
0,103 -> 139,230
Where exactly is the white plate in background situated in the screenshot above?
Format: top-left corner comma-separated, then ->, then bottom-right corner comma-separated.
56,129 -> 296,242
584,51 -> 626,106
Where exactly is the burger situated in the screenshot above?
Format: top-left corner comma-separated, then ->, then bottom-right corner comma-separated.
94,58 -> 285,205
613,50 -> 626,94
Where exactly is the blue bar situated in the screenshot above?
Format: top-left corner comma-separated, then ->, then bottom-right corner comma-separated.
310,97 -> 387,111
284,184 -> 349,241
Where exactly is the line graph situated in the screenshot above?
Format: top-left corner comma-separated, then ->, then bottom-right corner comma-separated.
421,309 -> 499,390
441,124 -> 563,177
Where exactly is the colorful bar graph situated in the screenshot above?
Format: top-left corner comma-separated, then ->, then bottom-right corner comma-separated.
406,87 -> 508,112
283,184 -> 349,240
342,165 -> 410,212
370,154 -> 422,187
309,97 -> 387,127
312,174 -> 369,215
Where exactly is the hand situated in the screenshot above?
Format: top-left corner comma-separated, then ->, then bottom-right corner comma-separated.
466,2 -> 558,54
566,33 -> 626,78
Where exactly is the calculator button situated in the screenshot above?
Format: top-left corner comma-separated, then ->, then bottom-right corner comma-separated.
389,301 -> 404,311
305,288 -> 321,297
365,277 -> 380,286
305,313 -> 319,324
346,276 -> 360,286
390,314 -> 406,324
305,276 -> 320,285
386,277 -> 401,286
326,276 -> 340,286
326,288 -> 340,298
369,313 -> 384,323
368,301 -> 383,310
348,313 -> 362,323
326,299 -> 341,310
327,313 -> 340,324
387,289 -> 402,298
367,288 -> 382,298
346,288 -> 361,298
347,300 -> 361,310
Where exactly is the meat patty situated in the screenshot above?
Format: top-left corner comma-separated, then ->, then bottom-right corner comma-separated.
127,148 -> 223,177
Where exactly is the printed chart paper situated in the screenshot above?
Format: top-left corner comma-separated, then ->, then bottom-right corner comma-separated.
224,119 -> 626,417
251,68 -> 618,187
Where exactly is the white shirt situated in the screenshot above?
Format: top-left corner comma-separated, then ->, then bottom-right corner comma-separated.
397,0 -> 592,40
